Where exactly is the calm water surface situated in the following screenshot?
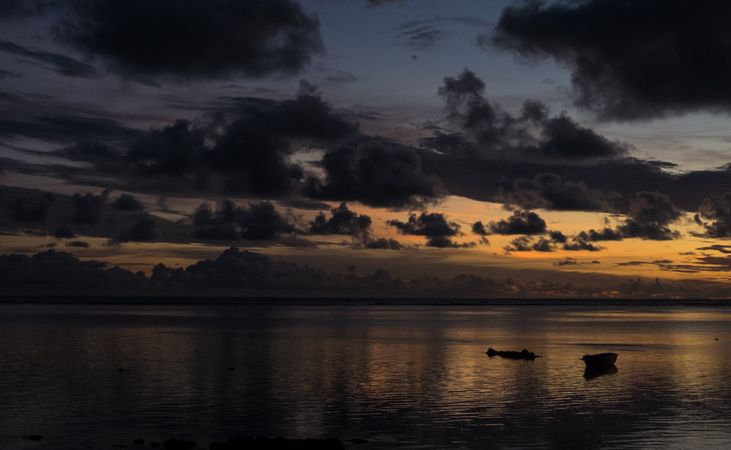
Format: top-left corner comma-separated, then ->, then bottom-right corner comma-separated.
1,302 -> 731,449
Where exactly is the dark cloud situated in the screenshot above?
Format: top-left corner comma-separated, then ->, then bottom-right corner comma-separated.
627,254 -> 731,274
151,247 -> 325,289
696,193 -> 731,237
0,92 -> 140,145
309,203 -> 372,237
472,221 -> 488,236
0,0 -> 54,18
505,236 -> 531,252
150,247 -> 404,291
307,203 -> 408,250
562,237 -> 602,252
556,257 -> 601,266
12,193 -> 55,222
126,119 -> 207,178
418,145 -> 710,213
125,84 -> 357,196
111,193 -> 144,211
306,138 -> 443,208
506,173 -> 617,211
0,112 -> 139,144
505,235 -> 555,252
66,240 -> 89,248
492,0 -> 731,120
536,115 -> 628,160
489,209 -> 547,235
192,221 -> 238,241
57,141 -> 121,164
672,166 -> 731,212
619,191 -> 681,240
420,69 -> 637,214
388,212 -> 466,248
555,257 -> 577,266
529,237 -> 554,252
52,224 -> 76,238
561,191 -> 681,246
279,198 -> 332,211
1,247 -> 728,298
504,229 -> 567,252
0,69 -> 21,79
193,200 -> 296,242
116,215 -> 157,243
56,0 -> 323,79
693,256 -> 731,272
0,0 -> 32,16
561,227 -> 614,252
575,227 -> 624,242
696,245 -> 731,255
557,192 -> 681,250
0,250 -> 146,290
435,69 -> 629,161
420,131 -> 477,159
210,87 -> 356,195
438,69 -> 492,131
548,230 -> 567,243
0,186 -> 191,244
33,116 -> 133,141
418,100 -> 731,213
0,39 -> 98,78
362,238 -> 404,250
71,191 -> 107,225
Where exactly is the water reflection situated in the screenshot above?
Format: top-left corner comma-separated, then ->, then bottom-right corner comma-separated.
583,365 -> 618,380
0,304 -> 730,449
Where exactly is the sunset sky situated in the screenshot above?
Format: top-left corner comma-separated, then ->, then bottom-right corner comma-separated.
3,0 -> 731,297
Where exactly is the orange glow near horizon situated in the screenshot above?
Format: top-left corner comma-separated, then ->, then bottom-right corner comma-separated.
2,193 -> 730,290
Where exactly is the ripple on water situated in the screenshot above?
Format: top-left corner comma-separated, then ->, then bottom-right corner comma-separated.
0,304 -> 730,449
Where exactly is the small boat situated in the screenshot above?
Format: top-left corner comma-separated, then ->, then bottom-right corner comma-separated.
486,347 -> 539,360
581,352 -> 618,371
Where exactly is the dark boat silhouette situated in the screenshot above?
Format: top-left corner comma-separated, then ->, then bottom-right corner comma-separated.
581,352 -> 618,371
486,347 -> 539,360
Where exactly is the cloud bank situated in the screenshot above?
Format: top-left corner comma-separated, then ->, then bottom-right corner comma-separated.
492,0 -> 731,120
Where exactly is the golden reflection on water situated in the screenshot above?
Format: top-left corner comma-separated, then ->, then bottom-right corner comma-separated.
1,304 -> 731,449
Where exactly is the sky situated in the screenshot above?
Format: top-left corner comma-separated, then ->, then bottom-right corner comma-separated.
3,0 -> 731,298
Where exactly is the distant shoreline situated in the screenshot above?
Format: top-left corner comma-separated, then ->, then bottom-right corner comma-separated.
2,295 -> 731,307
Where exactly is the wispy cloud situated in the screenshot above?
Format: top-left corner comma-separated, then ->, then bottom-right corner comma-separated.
0,39 -> 98,78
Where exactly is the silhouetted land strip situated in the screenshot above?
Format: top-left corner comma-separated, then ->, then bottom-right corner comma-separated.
3,295 -> 731,307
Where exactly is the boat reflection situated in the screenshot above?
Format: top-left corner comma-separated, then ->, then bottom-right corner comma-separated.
584,365 -> 619,380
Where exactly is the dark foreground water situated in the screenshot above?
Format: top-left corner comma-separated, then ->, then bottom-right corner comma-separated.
1,302 -> 731,449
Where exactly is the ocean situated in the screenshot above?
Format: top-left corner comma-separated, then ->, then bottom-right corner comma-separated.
1,301 -> 730,449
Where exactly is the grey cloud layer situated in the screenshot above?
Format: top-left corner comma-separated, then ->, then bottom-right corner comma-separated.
32,0 -> 323,80
492,0 -> 731,120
